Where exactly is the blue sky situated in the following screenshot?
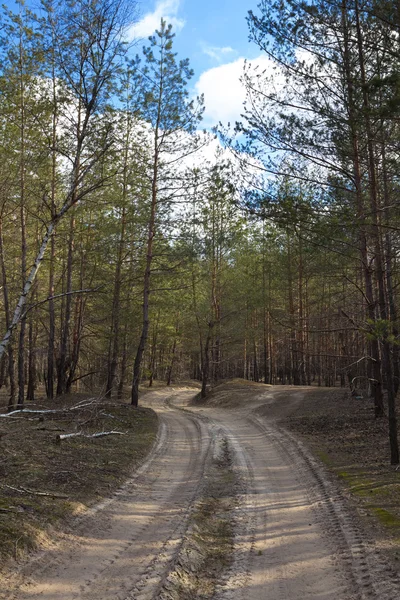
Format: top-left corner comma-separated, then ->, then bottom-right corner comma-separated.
3,0 -> 270,128
129,0 -> 265,127
133,0 -> 260,74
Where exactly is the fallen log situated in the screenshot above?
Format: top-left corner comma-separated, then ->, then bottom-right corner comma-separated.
2,484 -> 69,499
0,408 -> 62,418
0,398 -> 99,419
55,430 -> 126,443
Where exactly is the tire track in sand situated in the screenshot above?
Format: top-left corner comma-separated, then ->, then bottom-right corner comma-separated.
182,387 -> 400,600
2,389 -> 214,600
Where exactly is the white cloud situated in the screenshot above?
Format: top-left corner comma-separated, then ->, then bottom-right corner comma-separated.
194,55 -> 280,128
202,45 -> 236,63
177,132 -> 232,169
127,0 -> 185,40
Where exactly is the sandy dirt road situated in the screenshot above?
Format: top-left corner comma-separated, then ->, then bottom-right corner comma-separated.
3,385 -> 400,599
185,388 -> 390,600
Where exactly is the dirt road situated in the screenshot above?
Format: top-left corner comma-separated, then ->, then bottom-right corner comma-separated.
3,385 -> 400,599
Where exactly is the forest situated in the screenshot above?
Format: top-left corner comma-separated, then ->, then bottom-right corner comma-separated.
1,0 -> 400,464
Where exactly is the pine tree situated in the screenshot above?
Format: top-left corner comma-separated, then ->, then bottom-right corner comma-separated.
130,20 -> 204,406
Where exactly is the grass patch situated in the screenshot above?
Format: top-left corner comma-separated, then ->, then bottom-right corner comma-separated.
160,438 -> 236,600
282,387 -> 400,563
369,507 -> 400,530
0,392 -> 158,562
316,449 -> 333,466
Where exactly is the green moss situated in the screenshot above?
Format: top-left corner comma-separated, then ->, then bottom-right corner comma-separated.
334,469 -> 400,533
336,470 -> 383,498
0,498 -> 12,509
335,469 -> 400,499
316,450 -> 332,466
369,507 -> 400,529
337,470 -> 349,479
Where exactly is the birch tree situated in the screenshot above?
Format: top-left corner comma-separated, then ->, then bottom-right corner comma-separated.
0,0 -> 134,367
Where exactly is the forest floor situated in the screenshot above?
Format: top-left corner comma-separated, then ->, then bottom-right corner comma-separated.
280,385 -> 400,564
0,390 -> 158,564
1,382 -> 400,599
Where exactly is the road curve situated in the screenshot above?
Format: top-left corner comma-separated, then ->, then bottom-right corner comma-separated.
173,387 -> 400,600
4,385 -> 400,600
3,389 -> 214,600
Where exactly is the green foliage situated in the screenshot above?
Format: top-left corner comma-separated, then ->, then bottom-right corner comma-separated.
130,19 -> 204,133
366,319 -> 399,345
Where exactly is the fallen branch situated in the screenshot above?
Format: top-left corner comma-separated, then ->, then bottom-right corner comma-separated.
36,426 -> 67,432
69,397 -> 101,409
2,484 -> 69,499
1,409 -> 63,418
99,411 -> 127,423
55,430 -> 126,443
0,398 -> 99,418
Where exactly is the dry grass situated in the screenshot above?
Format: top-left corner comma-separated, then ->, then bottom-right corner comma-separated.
0,390 -> 158,562
160,438 -> 236,600
195,378 -> 268,408
282,388 -> 400,557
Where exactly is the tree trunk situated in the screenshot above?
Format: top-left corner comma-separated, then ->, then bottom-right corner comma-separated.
342,0 -> 384,417
17,36 -> 27,410
0,217 -> 16,410
166,340 -> 177,386
253,339 -> 259,382
26,320 -> 36,402
117,327 -> 128,401
131,148 -> 159,406
57,215 -> 75,396
354,0 -> 398,459
148,312 -> 160,388
262,245 -> 269,384
47,62 -> 58,400
201,322 -> 213,399
106,111 -> 130,398
66,293 -> 83,394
